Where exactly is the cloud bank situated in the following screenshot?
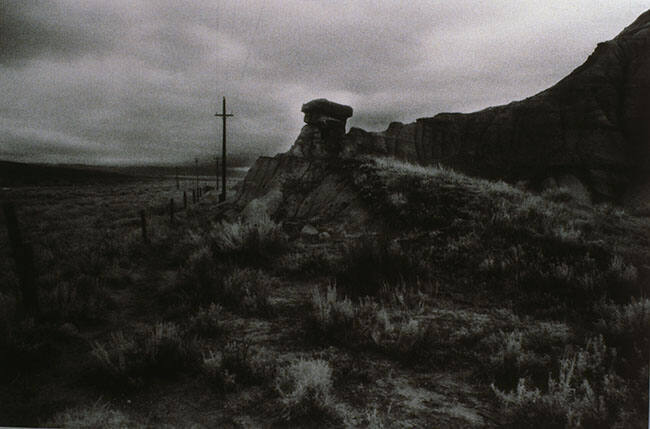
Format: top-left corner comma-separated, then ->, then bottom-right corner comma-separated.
1,0 -> 647,165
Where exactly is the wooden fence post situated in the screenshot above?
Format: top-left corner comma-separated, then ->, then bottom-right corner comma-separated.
170,198 -> 175,224
140,209 -> 148,242
192,189 -> 196,204
183,191 -> 187,209
2,202 -> 38,317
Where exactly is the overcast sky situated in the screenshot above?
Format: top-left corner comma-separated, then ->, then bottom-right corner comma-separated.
1,1 -> 648,165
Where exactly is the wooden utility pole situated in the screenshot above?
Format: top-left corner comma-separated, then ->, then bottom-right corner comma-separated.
195,157 -> 199,196
215,96 -> 233,202
3,202 -> 38,317
140,209 -> 148,242
214,156 -> 220,191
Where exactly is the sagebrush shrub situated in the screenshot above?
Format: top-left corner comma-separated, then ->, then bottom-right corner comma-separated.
222,268 -> 274,315
481,320 -> 574,389
176,245 -> 222,303
275,358 -> 338,423
209,216 -> 287,263
308,285 -> 357,344
307,285 -> 430,363
203,343 -> 275,393
202,349 -> 237,393
90,322 -> 200,388
336,238 -> 425,299
493,336 -> 631,428
40,275 -> 115,323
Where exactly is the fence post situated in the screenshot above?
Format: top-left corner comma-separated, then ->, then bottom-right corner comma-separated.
170,198 -> 175,224
183,191 -> 187,209
192,189 -> 196,204
2,202 -> 38,317
140,209 -> 148,242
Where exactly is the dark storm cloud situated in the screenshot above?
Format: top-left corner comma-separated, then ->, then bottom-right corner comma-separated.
0,0 -> 648,165
0,1 -> 120,66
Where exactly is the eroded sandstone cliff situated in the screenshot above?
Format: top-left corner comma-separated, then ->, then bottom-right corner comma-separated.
236,10 -> 650,217
344,10 -> 650,207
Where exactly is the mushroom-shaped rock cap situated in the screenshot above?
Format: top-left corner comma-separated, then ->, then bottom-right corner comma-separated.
301,99 -> 353,120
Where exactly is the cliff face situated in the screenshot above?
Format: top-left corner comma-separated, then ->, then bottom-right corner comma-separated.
345,10 -> 650,206
236,10 -> 650,217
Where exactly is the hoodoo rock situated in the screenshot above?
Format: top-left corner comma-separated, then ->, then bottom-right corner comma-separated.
289,98 -> 353,158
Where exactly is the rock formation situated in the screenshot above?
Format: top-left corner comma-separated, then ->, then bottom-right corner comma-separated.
237,10 -> 650,216
289,99 -> 353,158
343,10 -> 650,209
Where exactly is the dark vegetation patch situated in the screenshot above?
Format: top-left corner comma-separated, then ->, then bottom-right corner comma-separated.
1,159 -> 649,427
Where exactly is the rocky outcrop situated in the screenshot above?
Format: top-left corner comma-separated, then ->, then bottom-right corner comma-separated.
289,99 -> 353,158
234,154 -> 369,231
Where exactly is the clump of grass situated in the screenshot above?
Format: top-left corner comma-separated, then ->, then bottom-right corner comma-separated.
221,268 -> 275,315
364,406 -> 387,429
39,275 -> 116,324
0,318 -> 60,381
595,298 -> 650,384
175,245 -> 222,303
276,249 -> 335,279
307,285 -> 431,364
336,238 -> 425,299
367,308 -> 430,362
492,336 -> 633,428
483,321 -> 573,389
202,349 -> 237,393
541,186 -> 579,204
308,285 -> 357,341
597,299 -> 650,341
275,358 -> 340,424
90,322 -> 200,389
47,401 -> 135,428
175,250 -> 276,315
209,213 -> 287,264
202,342 -> 275,393
189,303 -> 223,337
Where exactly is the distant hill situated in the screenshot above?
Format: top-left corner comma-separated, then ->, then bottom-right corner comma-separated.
0,160 -> 250,187
0,161 -> 135,186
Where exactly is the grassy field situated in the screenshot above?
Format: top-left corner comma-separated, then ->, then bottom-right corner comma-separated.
0,159 -> 648,428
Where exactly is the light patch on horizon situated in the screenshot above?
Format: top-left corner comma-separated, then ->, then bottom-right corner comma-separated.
0,0 -> 648,165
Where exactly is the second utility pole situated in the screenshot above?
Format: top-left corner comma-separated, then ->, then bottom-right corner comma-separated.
215,96 -> 233,202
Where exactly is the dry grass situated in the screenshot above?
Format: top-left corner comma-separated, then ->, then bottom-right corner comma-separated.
275,358 -> 340,424
47,401 -> 135,428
